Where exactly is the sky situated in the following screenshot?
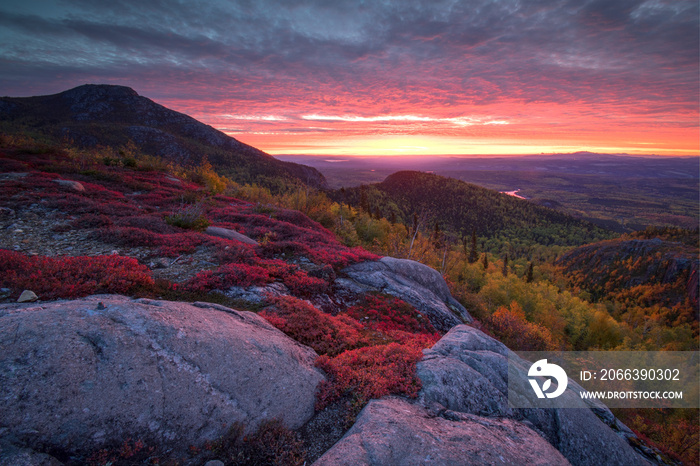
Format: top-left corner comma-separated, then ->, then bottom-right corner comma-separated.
1,0 -> 698,156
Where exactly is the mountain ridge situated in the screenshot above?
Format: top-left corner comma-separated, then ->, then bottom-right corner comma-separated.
0,84 -> 327,189
337,170 -> 613,256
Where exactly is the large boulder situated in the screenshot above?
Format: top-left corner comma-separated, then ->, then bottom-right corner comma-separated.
313,398 -> 570,466
417,325 -> 657,466
0,295 -> 324,456
338,257 -> 472,332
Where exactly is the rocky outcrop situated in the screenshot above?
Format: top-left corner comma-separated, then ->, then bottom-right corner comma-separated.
337,256 -> 472,332
417,325 -> 657,466
313,398 -> 570,466
316,325 -> 660,466
0,295 -> 324,456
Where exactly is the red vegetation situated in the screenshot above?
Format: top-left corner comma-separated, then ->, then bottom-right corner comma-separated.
1,147 -> 429,420
315,340 -> 426,409
259,294 -> 440,411
260,296 -> 368,356
347,294 -> 437,335
281,270 -> 329,297
185,263 -> 274,293
0,250 -> 154,300
91,227 -> 208,257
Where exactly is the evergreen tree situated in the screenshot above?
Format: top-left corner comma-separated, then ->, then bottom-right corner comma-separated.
433,222 -> 443,249
359,185 -> 369,212
526,262 -> 534,283
482,253 -> 489,270
502,254 -> 509,276
469,229 -> 478,263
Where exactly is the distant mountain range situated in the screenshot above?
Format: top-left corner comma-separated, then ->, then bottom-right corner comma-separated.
0,84 -> 326,188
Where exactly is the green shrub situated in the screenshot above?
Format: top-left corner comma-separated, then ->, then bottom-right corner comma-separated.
164,204 -> 210,231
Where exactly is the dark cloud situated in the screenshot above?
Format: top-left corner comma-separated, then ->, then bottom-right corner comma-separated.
0,0 -> 697,139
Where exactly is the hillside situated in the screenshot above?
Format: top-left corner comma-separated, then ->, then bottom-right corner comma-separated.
558,228 -> 699,339
0,84 -> 326,188
338,170 -> 613,256
0,141 -> 673,465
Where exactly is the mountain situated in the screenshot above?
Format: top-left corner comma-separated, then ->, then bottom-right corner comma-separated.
0,84 -> 326,188
338,171 -> 613,255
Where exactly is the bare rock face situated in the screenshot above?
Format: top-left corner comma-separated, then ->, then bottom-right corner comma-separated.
338,257 -> 472,332
0,295 -> 324,456
205,226 -> 259,245
418,325 -> 656,466
52,179 -> 85,192
313,398 -> 570,466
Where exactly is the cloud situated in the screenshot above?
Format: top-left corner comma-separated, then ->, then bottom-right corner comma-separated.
0,0 -> 696,154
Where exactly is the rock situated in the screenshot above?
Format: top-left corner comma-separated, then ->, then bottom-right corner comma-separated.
0,172 -> 28,181
223,282 -> 289,304
149,257 -> 171,269
0,289 -> 10,299
204,461 -> 225,466
52,179 -> 85,192
0,295 -> 324,456
0,207 -> 15,218
0,439 -> 63,466
338,256 -> 472,332
205,226 -> 258,245
313,398 -> 570,466
17,290 -> 38,303
308,264 -> 336,282
418,325 -> 655,466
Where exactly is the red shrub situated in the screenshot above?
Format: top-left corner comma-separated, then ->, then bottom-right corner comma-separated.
315,340 -> 426,409
72,214 -> 113,229
307,246 -> 380,269
115,215 -> 180,234
0,250 -> 154,300
260,296 -> 367,356
185,263 -> 273,293
281,270 -> 328,297
90,227 -> 206,257
214,241 -> 259,264
348,295 -> 437,334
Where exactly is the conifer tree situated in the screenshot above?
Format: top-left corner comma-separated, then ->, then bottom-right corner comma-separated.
469,229 -> 478,263
502,254 -> 509,276
526,262 -> 534,283
482,253 -> 489,270
359,185 -> 369,212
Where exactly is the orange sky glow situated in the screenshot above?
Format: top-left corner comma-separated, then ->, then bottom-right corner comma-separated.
176,99 -> 699,157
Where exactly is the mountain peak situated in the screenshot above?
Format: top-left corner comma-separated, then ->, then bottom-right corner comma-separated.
0,85 -> 327,188
60,83 -> 139,99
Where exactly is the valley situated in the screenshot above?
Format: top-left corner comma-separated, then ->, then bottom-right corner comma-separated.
277,153 -> 699,232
